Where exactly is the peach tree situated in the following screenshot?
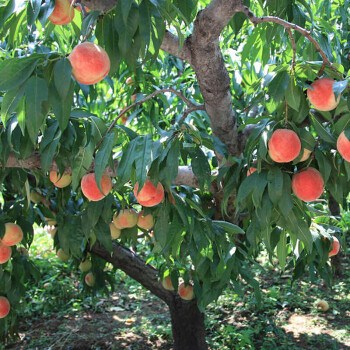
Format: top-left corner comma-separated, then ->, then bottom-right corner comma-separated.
0,0 -> 349,348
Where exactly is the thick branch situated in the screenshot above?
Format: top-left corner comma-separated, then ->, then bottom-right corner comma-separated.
188,0 -> 245,156
160,31 -> 193,64
90,241 -> 174,304
1,153 -> 200,188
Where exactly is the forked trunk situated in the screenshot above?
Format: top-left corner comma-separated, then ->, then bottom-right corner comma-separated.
169,299 -> 208,350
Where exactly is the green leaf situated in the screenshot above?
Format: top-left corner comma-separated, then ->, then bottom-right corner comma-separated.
276,231 -> 288,271
333,79 -> 348,99
285,78 -> 301,111
95,220 -> 113,251
267,167 -> 283,204
40,122 -> 61,173
159,139 -> 180,188
268,70 -> 290,102
134,134 -> 154,188
54,58 -> 72,101
27,0 -> 41,26
0,0 -> 15,28
81,11 -> 100,39
310,115 -> 336,144
315,149 -> 332,183
71,143 -> 95,191
95,132 -> 115,193
213,221 -> 245,234
191,147 -> 211,190
25,76 -> 49,143
1,85 -> 25,127
0,55 -> 41,91
49,79 -> 74,132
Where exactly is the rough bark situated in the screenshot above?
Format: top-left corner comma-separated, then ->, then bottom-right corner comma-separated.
0,153 -> 199,188
169,299 -> 208,350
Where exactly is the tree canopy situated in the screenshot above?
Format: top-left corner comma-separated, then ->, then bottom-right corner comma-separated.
0,0 -> 349,348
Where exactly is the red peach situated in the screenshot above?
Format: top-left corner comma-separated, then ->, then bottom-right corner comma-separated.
85,271 -> 96,287
113,209 -> 138,229
81,173 -> 113,201
337,131 -> 350,162
0,242 -> 11,264
49,171 -> 72,188
134,179 -> 164,207
1,223 -> 23,246
68,42 -> 110,85
307,78 -> 341,111
126,77 -> 134,85
329,236 -> 340,257
131,94 -> 137,103
292,167 -> 324,202
49,0 -> 75,25
162,276 -> 175,291
178,282 -> 194,301
268,129 -> 301,163
137,211 -> 154,230
0,296 -> 10,319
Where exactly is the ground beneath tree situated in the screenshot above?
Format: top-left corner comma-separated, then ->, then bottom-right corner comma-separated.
6,295 -> 350,350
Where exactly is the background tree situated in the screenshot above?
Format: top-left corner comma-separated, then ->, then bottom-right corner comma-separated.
0,0 -> 349,349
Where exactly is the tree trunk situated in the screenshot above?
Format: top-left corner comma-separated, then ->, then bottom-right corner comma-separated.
169,299 -> 208,350
90,242 -> 208,349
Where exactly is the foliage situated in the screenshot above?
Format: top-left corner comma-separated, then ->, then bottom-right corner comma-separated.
0,0 -> 349,345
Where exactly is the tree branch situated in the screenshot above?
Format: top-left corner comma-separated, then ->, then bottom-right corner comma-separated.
0,153 -> 201,189
238,5 -> 342,77
94,88 -> 204,154
89,241 -> 174,304
160,31 -> 193,64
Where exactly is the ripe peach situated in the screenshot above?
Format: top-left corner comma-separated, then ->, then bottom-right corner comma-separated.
0,296 -> 10,319
178,282 -> 194,301
0,242 -> 11,264
162,276 -> 175,291
79,259 -> 92,272
49,0 -> 75,25
268,129 -> 301,163
81,173 -> 113,201
316,300 -> 329,311
110,222 -> 121,239
329,236 -> 340,257
57,248 -> 70,261
307,78 -> 340,111
134,179 -> 164,207
292,167 -> 324,202
68,42 -> 110,85
299,148 -> 312,162
131,94 -> 137,103
137,211 -> 154,230
1,223 -> 23,246
113,209 -> 138,229
30,190 -> 44,203
126,77 -> 134,85
337,131 -> 350,162
85,271 -> 96,287
49,171 -> 72,188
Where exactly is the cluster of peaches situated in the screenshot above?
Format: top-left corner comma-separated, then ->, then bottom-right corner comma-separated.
0,223 -> 24,318
43,172 -> 165,285
248,77 -> 346,258
161,276 -> 194,301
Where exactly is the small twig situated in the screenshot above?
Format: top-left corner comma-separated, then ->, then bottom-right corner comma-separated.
94,88 -> 204,153
284,98 -> 288,127
238,5 -> 342,78
286,28 -> 296,71
178,104 -> 206,123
